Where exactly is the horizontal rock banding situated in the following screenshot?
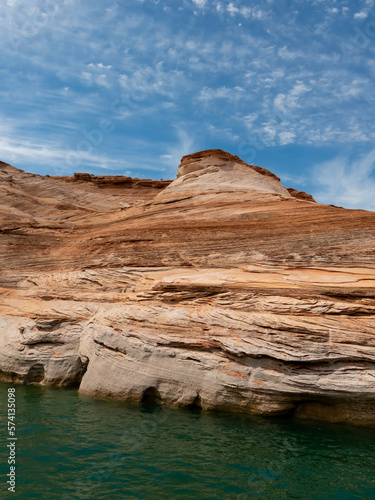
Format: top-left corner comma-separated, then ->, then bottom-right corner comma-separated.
1,150 -> 375,427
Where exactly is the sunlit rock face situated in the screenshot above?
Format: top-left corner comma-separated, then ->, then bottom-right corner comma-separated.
1,152 -> 375,427
159,149 -> 291,199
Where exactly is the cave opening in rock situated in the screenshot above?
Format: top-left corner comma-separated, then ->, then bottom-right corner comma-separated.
24,363 -> 45,384
141,387 -> 162,405
188,395 -> 202,410
76,356 -> 89,385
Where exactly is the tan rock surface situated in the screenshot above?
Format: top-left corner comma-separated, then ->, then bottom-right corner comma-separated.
1,151 -> 375,427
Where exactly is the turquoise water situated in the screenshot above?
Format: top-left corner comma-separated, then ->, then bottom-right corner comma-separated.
1,384 -> 375,499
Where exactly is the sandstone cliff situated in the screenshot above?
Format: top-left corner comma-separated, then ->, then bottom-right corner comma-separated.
1,151 -> 375,427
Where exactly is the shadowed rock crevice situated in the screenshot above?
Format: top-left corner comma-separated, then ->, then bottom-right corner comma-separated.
24,363 -> 45,384
73,356 -> 89,387
187,395 -> 202,410
141,387 -> 162,405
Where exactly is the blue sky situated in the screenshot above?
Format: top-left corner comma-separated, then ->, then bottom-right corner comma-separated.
1,0 -> 375,210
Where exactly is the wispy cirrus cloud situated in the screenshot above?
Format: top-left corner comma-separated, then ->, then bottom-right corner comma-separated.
0,0 -> 374,210
312,149 -> 375,211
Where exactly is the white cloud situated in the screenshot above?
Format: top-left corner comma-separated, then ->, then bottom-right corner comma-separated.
0,134 -> 124,175
81,71 -> 93,85
96,74 -> 111,89
207,124 -> 239,141
274,93 -> 286,113
81,71 -> 111,89
190,0 -> 267,19
272,82 -> 311,115
244,113 -> 258,125
160,127 -> 196,171
88,63 -> 112,70
227,3 -> 239,16
354,11 -> 368,19
354,0 -> 374,19
192,0 -> 207,7
278,46 -> 303,60
312,149 -> 375,210
279,131 -> 296,145
226,3 -> 256,17
198,85 -> 245,102
240,7 -> 251,17
1,0 -> 375,195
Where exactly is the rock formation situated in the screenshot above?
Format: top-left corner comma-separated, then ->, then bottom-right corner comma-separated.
1,151 -> 375,427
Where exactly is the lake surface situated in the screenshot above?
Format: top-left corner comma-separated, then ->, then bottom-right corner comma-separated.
1,384 -> 375,499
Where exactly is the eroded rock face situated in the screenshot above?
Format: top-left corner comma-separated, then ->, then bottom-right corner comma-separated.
287,187 -> 316,202
1,152 -> 375,427
160,149 -> 291,199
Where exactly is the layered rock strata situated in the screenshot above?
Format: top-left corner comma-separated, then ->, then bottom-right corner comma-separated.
0,151 -> 375,427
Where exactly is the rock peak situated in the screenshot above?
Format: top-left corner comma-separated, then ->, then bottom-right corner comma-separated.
180,149 -> 246,166
158,148 -> 290,199
178,149 -> 281,181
